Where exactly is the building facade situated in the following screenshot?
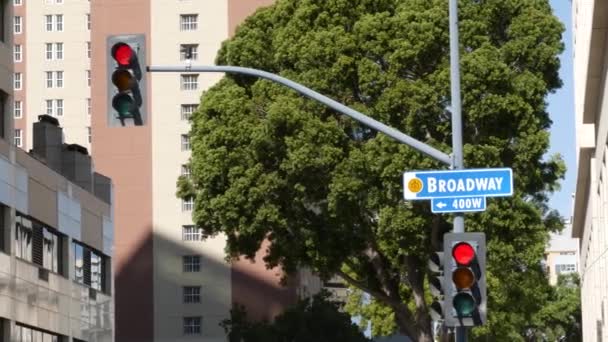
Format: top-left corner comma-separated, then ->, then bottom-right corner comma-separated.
13,0 -> 92,152
544,221 -> 579,286
572,0 -> 608,341
88,1 -> 320,342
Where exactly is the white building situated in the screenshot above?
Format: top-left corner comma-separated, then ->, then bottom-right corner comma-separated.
571,0 -> 608,341
545,221 -> 579,286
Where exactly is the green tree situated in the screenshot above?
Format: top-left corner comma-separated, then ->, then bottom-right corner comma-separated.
220,292 -> 370,342
180,0 -> 565,341
525,274 -> 582,341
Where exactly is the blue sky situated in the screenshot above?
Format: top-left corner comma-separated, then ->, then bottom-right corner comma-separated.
547,0 -> 575,219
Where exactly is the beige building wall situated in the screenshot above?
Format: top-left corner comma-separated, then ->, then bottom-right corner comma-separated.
21,0 -> 91,151
572,0 -> 608,341
150,1 -> 231,341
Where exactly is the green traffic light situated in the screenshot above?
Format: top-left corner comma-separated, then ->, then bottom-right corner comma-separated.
453,293 -> 475,316
112,94 -> 135,117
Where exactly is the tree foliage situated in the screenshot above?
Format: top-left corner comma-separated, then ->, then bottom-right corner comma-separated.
181,0 -> 566,341
220,292 -> 370,342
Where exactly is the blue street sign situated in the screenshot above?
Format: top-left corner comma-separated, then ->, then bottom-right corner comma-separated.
403,168 -> 513,200
431,196 -> 486,213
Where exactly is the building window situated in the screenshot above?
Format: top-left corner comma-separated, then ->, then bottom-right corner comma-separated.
182,196 -> 194,211
56,99 -> 63,116
182,225 -> 203,241
14,16 -> 22,34
46,100 -> 53,116
555,264 -> 576,274
55,43 -> 63,59
14,101 -> 22,119
87,41 -> 91,58
14,44 -> 22,62
14,73 -> 22,90
183,286 -> 201,303
87,126 -> 91,143
73,241 -> 108,292
181,134 -> 191,151
180,44 -> 198,61
183,316 -> 202,335
46,43 -> 53,60
14,324 -> 61,342
14,129 -> 22,147
180,14 -> 198,31
46,71 -> 53,88
86,98 -> 91,115
86,14 -> 90,30
55,15 -> 63,31
180,74 -> 198,90
181,164 -> 191,178
14,0 -> 22,5
45,15 -> 53,31
56,71 -> 63,88
15,213 -> 63,274
181,104 -> 197,120
86,70 -> 91,87
183,255 -> 200,272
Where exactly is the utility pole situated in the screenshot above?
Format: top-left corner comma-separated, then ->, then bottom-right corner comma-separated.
448,0 -> 466,340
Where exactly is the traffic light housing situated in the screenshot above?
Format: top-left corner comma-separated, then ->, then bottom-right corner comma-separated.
443,232 -> 486,327
107,34 -> 146,127
428,250 -> 445,321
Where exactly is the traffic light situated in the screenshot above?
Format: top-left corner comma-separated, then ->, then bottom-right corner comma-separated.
428,250 -> 445,321
107,34 -> 146,127
443,232 -> 486,327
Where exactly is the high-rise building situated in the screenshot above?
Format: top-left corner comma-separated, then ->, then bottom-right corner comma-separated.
88,1 -> 321,342
0,3 -> 115,340
13,0 -> 92,151
572,0 -> 608,340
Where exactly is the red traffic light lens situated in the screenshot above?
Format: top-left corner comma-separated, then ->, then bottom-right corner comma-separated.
452,242 -> 475,265
112,43 -> 133,66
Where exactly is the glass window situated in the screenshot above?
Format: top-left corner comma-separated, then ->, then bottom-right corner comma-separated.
180,14 -> 198,31
46,71 -> 53,88
86,98 -> 91,115
74,242 -> 83,284
14,129 -> 22,147
183,255 -> 200,272
14,101 -> 22,119
45,100 -> 53,116
87,126 -> 91,143
182,225 -> 202,241
181,134 -> 191,151
73,241 -> 107,293
183,286 -> 201,303
181,164 -> 190,178
55,43 -> 63,59
14,44 -> 22,62
14,16 -> 22,34
87,41 -> 91,58
181,104 -> 197,120
180,74 -> 198,90
55,15 -> 63,31
14,73 -> 22,90
15,214 -> 62,274
56,71 -> 63,88
182,196 -> 193,211
86,14 -> 90,30
45,43 -> 53,60
55,99 -> 63,116
180,44 -> 198,61
14,0 -> 22,5
45,15 -> 53,31
86,70 -> 91,87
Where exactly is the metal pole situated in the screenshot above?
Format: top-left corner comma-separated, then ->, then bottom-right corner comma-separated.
449,0 -> 466,341
147,65 -> 452,166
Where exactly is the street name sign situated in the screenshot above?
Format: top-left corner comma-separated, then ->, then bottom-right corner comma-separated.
431,196 -> 486,213
403,168 -> 513,200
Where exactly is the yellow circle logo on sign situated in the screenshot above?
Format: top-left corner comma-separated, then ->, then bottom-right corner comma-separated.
408,178 -> 423,193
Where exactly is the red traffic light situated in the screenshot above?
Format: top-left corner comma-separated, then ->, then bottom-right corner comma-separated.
452,242 -> 475,265
112,43 -> 134,66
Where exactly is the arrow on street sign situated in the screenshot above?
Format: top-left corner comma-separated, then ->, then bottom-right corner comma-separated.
431,196 -> 487,213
